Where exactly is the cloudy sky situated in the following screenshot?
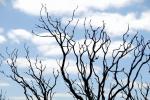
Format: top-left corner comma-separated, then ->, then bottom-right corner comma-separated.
0,0 -> 150,100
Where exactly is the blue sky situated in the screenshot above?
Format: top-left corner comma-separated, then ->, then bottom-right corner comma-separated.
0,0 -> 150,100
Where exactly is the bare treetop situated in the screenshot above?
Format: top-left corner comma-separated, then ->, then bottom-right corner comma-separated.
0,5 -> 150,100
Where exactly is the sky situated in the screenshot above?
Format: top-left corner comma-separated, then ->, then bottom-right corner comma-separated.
0,0 -> 150,100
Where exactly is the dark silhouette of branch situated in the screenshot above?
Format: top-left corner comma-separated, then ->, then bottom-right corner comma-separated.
0,90 -> 7,100
33,5 -> 150,100
0,5 -> 149,100
1,46 -> 59,100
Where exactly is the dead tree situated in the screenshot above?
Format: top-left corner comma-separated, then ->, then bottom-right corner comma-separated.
34,5 -> 150,100
0,90 -> 7,100
1,46 -> 59,100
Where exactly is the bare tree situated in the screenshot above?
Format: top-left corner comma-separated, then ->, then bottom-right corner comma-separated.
0,5 -> 150,100
0,90 -> 7,100
1,46 -> 59,100
33,6 -> 150,100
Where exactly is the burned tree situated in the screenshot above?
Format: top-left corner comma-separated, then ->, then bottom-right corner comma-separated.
1,46 -> 59,100
33,6 -> 150,100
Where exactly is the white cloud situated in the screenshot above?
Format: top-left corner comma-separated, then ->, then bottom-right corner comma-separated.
0,80 -> 10,87
69,10 -> 150,36
10,0 -> 149,42
5,57 -> 59,74
6,57 -> 101,74
0,82 -> 10,87
0,27 -> 6,44
12,0 -> 142,16
6,57 -> 35,68
106,41 -> 132,57
11,0 -> 149,37
5,28 -> 134,57
6,29 -> 60,56
62,59 -> 101,74
6,11 -> 149,39
31,32 -> 60,56
74,39 -> 132,57
7,29 -> 32,43
131,11 -> 150,32
36,36 -> 132,57
71,13 -> 129,36
54,93 -> 72,98
32,33 -> 56,45
37,44 -> 61,56
10,96 -> 26,100
0,35 -> 6,44
6,29 -> 58,54
38,58 -> 100,74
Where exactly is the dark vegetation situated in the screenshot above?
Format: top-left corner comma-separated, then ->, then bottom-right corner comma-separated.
0,6 -> 150,100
